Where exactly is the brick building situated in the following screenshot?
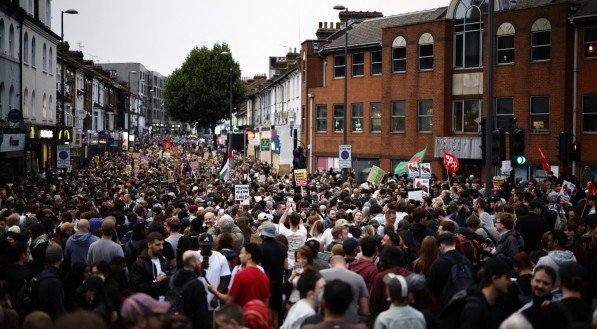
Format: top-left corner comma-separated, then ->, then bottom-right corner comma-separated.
300,0 -> 597,182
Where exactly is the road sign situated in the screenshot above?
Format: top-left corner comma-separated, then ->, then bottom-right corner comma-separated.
57,145 -> 70,169
339,145 -> 352,169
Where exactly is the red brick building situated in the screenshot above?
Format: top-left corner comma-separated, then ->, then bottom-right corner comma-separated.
300,0 -> 597,182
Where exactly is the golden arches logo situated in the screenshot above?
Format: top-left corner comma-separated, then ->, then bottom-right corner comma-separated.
59,129 -> 71,140
29,127 -> 36,139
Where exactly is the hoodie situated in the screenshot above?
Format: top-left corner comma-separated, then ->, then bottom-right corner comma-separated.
348,258 -> 378,291
535,250 -> 577,273
65,233 -> 99,264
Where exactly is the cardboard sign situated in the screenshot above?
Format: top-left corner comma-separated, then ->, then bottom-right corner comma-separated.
414,178 -> 430,195
294,169 -> 308,187
493,176 -> 505,191
419,163 -> 431,178
407,162 -> 420,178
560,180 -> 575,202
407,190 -> 424,201
366,166 -> 385,186
167,171 -> 175,183
235,185 -> 251,205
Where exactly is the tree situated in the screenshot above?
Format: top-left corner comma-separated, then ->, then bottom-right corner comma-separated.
164,43 -> 245,143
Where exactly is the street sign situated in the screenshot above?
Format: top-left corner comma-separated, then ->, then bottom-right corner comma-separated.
235,185 -> 251,205
339,145 -> 352,169
56,145 -> 70,169
260,138 -> 270,151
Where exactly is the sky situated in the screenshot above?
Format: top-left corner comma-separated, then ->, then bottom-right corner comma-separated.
51,0 -> 448,78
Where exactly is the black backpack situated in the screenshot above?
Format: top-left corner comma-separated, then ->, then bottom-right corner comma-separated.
18,271 -> 58,315
440,257 -> 475,307
166,277 -> 197,315
436,289 -> 485,329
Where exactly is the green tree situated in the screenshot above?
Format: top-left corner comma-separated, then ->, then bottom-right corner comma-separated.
164,43 -> 245,142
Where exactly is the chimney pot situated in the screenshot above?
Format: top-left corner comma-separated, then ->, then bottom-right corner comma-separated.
336,22 -> 340,29
319,22 -> 322,28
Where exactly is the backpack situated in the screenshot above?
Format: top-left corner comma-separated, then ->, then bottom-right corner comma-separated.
553,301 -> 591,329
18,271 -> 58,315
436,289 -> 486,329
440,256 -> 475,307
167,277 -> 197,315
549,205 -> 567,230
504,231 -> 525,253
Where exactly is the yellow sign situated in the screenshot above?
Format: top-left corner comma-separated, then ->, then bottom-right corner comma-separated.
294,169 -> 308,187
58,129 -> 71,141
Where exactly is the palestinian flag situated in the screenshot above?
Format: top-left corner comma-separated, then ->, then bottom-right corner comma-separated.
394,147 -> 427,175
219,149 -> 233,181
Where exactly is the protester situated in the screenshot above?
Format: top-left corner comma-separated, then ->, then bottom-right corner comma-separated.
373,273 -> 426,329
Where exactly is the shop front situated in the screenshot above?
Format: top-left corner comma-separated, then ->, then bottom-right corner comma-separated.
0,132 -> 26,180
26,125 -> 72,172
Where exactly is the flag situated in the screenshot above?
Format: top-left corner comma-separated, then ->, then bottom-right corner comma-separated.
219,149 -> 233,181
394,147 -> 427,175
162,140 -> 172,150
536,145 -> 550,172
443,147 -> 460,174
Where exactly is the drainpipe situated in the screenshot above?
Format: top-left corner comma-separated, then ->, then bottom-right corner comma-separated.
571,19 -> 578,175
308,93 -> 314,173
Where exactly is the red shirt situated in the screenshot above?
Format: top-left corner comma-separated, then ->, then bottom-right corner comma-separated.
229,266 -> 271,307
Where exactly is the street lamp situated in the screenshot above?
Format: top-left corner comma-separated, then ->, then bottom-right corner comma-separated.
61,9 -> 78,129
334,5 -> 348,147
128,71 -> 137,132
221,51 -> 233,153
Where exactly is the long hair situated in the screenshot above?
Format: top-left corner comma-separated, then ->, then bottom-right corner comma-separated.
412,235 -> 439,276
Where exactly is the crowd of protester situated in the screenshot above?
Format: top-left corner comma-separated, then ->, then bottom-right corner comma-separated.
0,136 -> 596,329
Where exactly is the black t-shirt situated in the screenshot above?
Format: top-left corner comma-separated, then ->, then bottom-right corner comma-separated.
260,238 -> 287,286
543,297 -> 592,329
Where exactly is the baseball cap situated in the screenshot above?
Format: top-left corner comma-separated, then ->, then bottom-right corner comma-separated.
369,219 -> 380,227
198,233 -> 214,246
259,222 -> 277,238
383,273 -> 409,299
342,237 -> 359,254
120,293 -> 170,324
257,212 -> 273,221
335,219 -> 349,227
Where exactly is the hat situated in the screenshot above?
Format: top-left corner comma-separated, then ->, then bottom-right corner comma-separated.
406,274 -> 427,292
304,239 -> 320,256
189,204 -> 198,212
120,293 -> 170,324
192,186 -> 199,192
335,219 -> 349,227
383,273 -> 409,299
198,233 -> 214,246
54,195 -> 62,201
483,258 -> 514,277
259,222 -> 277,238
45,243 -> 63,264
547,192 -> 559,204
243,299 -> 271,329
257,212 -> 272,221
76,276 -> 104,294
342,237 -> 359,254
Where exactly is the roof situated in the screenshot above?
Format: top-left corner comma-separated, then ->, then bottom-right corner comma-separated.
322,7 -> 447,51
571,0 -> 597,19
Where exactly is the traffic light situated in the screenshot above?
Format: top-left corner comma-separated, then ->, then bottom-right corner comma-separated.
570,141 -> 581,163
491,129 -> 505,166
556,132 -> 568,163
510,127 -> 526,165
480,117 -> 487,162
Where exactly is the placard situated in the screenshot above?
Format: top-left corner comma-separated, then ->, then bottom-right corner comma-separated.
366,166 -> 385,186
414,178 -> 430,195
493,176 -> 506,191
560,180 -> 575,202
419,163 -> 431,178
407,162 -> 419,178
235,185 -> 251,205
407,190 -> 424,201
294,169 -> 308,187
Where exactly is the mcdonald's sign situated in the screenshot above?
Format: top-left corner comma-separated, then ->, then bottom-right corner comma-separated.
58,128 -> 72,142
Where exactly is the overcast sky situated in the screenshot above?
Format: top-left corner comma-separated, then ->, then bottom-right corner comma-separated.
51,0 -> 448,78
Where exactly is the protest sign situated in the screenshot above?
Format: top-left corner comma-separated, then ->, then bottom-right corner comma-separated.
366,166 -> 385,186
235,185 -> 251,205
294,169 -> 308,187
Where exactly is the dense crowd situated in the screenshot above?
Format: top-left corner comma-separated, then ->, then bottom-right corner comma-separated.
0,137 -> 596,329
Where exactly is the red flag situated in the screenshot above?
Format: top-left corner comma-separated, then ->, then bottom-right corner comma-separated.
536,145 -> 550,172
162,140 -> 172,150
443,147 -> 460,174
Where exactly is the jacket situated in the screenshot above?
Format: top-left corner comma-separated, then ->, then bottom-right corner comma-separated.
38,266 -> 66,319
124,238 -> 146,266
410,223 -> 435,245
130,249 -> 171,298
65,233 -> 99,264
426,250 -> 473,309
171,269 -> 209,329
515,213 -> 548,253
495,230 -> 524,261
348,258 -> 378,291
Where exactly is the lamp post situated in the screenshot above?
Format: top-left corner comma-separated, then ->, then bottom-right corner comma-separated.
221,51 -> 233,153
334,5 -> 348,179
61,9 -> 78,129
485,0 -> 495,198
128,71 -> 137,134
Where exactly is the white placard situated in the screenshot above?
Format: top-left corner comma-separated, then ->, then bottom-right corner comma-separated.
235,185 -> 251,205
420,163 -> 431,178
414,178 -> 430,195
408,162 -> 419,178
407,190 -> 424,201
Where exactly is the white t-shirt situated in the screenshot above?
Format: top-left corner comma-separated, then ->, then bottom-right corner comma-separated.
321,228 -> 333,248
196,250 -> 231,310
151,258 -> 163,276
278,225 -> 308,268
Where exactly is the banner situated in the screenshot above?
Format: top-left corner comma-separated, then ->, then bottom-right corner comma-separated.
235,185 -> 251,205
366,166 -> 386,186
294,169 -> 308,187
443,147 -> 460,174
493,176 -> 505,191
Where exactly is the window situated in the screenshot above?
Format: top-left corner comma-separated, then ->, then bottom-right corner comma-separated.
9,24 -> 14,57
584,27 -> 597,58
0,20 -> 4,52
42,43 -> 47,72
351,103 -> 363,132
371,50 -> 382,75
46,0 -> 51,26
333,104 -> 345,132
28,0 -> 33,13
391,101 -> 406,132
370,102 -> 382,132
334,54 -> 345,78
531,18 -> 551,61
454,0 -> 485,68
23,89 -> 29,118
453,100 -> 481,133
42,93 -> 47,119
530,96 -> 550,131
392,36 -> 406,72
419,33 -> 434,70
31,91 -> 36,120
496,97 -> 514,129
316,105 -> 327,132
497,23 -> 515,64
418,100 -> 433,132
49,47 -> 53,72
8,85 -> 14,110
582,95 -> 597,133
31,37 -> 36,66
23,33 -> 29,63
352,52 -> 364,76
